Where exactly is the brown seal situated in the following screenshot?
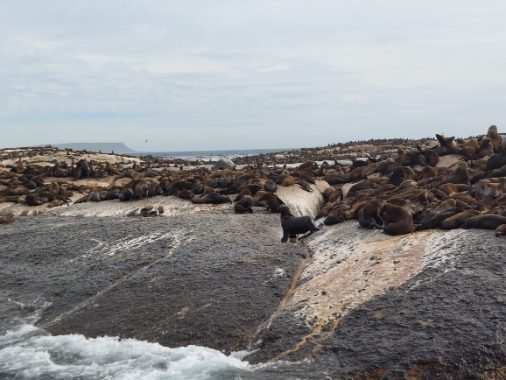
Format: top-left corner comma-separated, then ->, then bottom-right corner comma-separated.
324,203 -> 351,225
487,125 -> 500,152
445,162 -> 470,185
463,214 -> 506,229
479,137 -> 494,157
440,210 -> 481,230
380,202 -> 414,235
322,186 -> 341,203
234,195 -> 253,214
390,166 -> 415,186
415,199 -> 458,230
357,199 -> 385,229
192,192 -> 231,204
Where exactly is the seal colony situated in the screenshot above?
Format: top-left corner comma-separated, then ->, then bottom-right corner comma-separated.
1,125 -> 506,237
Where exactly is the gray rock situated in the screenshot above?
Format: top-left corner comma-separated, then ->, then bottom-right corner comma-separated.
213,158 -> 235,170
0,211 -> 15,224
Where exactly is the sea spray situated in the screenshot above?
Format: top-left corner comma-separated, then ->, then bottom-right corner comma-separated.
0,324 -> 252,380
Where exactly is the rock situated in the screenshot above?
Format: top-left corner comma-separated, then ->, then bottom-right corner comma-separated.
213,158 -> 235,170
140,206 -> 158,217
127,205 -> 164,217
0,211 -> 15,224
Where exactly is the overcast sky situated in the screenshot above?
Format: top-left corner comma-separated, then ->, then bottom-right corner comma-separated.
1,1 -> 506,151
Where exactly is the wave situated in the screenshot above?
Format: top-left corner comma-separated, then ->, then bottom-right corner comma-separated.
0,324 -> 251,380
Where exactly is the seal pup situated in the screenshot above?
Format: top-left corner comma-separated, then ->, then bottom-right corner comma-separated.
279,205 -> 319,242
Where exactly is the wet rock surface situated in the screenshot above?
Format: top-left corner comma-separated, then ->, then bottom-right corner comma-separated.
1,202 -> 505,378
0,212 -> 303,354
249,224 -> 506,378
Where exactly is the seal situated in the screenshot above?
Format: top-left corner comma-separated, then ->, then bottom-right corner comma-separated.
119,188 -> 134,202
380,203 -> 414,235
436,134 -> 458,155
279,205 -> 319,242
487,125 -> 500,152
258,192 -> 285,213
234,195 -> 253,214
357,199 -> 384,229
322,186 -> 341,203
440,209 -> 481,230
263,180 -> 278,193
323,203 -> 352,225
191,192 -> 231,204
415,199 -> 459,230
462,214 -> 506,229
459,138 -> 480,159
486,152 -> 506,171
479,137 -> 494,157
390,166 -> 415,186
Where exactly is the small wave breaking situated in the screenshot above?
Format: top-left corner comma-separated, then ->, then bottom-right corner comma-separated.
0,324 -> 252,380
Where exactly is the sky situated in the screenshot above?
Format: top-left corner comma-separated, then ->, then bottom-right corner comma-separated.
1,1 -> 506,151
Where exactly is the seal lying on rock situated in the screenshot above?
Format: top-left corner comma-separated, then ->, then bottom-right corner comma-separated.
279,205 -> 319,242
462,214 -> 506,230
381,203 -> 414,236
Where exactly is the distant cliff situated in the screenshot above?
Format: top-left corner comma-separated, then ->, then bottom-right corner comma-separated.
55,143 -> 135,154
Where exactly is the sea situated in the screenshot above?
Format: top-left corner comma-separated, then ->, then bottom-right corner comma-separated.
0,299 -> 312,380
0,313 -> 251,380
130,148 -> 289,161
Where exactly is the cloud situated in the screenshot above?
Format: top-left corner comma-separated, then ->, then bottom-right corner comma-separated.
1,0 -> 506,150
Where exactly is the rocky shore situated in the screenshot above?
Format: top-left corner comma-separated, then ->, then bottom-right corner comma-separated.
1,127 -> 505,378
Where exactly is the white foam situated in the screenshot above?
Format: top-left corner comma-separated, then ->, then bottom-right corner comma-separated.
0,325 -> 252,380
273,267 -> 286,278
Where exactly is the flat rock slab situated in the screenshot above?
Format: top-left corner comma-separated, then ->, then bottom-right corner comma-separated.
0,212 -> 304,353
2,209 -> 505,379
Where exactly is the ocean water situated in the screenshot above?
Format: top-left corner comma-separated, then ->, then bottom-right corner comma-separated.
131,148 -> 289,161
0,320 -> 252,380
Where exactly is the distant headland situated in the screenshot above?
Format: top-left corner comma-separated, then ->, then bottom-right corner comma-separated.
54,142 -> 135,153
